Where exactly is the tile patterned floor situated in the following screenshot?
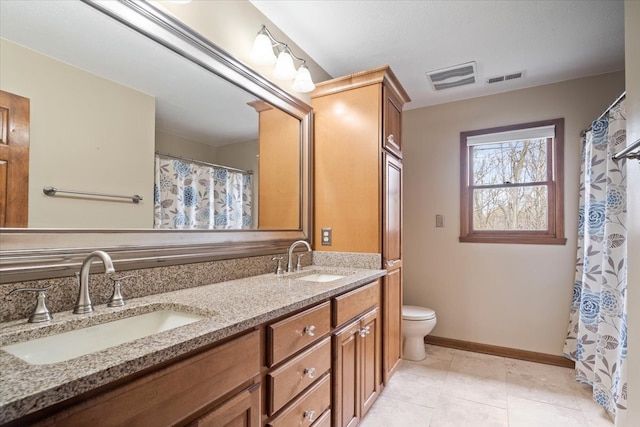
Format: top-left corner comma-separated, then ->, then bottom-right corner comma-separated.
360,344 -> 614,427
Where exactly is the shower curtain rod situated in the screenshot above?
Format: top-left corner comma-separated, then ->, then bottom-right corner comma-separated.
155,152 -> 253,175
580,91 -> 626,137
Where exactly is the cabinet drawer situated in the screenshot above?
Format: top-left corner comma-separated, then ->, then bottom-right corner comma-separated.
333,280 -> 380,327
267,337 -> 331,415
268,302 -> 331,366
267,373 -> 331,427
35,330 -> 260,427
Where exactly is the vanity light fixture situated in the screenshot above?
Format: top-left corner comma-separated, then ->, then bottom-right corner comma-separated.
250,25 -> 315,93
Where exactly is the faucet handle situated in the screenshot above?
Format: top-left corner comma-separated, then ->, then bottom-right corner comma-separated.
108,275 -> 135,307
272,256 -> 284,276
8,286 -> 53,323
296,253 -> 307,272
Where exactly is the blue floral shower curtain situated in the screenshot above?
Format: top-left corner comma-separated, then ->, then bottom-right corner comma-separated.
153,155 -> 252,229
563,99 -> 627,424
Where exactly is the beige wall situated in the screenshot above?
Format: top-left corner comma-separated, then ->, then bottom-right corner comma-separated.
403,71 -> 625,355
216,139 -> 259,174
0,39 -> 156,228
155,130 -> 219,163
624,1 -> 639,424
153,0 -> 332,104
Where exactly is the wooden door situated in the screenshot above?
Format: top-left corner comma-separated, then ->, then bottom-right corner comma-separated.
0,90 -> 30,227
190,384 -> 260,427
333,319 -> 361,427
360,308 -> 381,417
382,152 -> 403,383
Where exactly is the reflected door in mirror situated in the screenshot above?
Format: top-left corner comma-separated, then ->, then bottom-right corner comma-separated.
0,90 -> 29,227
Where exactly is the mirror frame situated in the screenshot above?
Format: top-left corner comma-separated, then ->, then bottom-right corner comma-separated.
0,0 -> 313,284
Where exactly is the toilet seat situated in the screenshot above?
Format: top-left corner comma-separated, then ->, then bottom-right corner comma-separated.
402,305 -> 436,321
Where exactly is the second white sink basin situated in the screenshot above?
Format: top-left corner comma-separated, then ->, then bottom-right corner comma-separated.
297,273 -> 346,283
1,310 -> 204,365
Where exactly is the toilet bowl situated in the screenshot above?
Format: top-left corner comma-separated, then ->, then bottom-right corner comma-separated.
402,305 -> 437,361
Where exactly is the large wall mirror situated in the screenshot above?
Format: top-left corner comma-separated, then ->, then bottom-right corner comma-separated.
0,0 -> 313,283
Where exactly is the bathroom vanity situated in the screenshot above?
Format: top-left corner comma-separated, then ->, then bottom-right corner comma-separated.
0,267 -> 385,426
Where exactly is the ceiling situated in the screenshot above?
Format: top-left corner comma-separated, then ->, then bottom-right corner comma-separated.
249,0 -> 625,110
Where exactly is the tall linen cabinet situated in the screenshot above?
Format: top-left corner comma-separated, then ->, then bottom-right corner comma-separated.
311,66 -> 410,388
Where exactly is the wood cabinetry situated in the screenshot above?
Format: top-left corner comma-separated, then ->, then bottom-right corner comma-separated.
249,100 -> 300,230
30,330 -> 260,427
382,152 -> 403,382
312,66 -> 409,385
265,303 -> 332,426
332,281 -> 381,427
189,383 -> 261,427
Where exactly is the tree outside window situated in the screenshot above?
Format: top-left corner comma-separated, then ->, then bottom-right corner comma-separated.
459,118 -> 566,244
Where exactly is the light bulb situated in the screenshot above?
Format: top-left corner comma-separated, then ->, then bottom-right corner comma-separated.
250,32 -> 276,65
293,64 -> 315,92
274,48 -> 297,80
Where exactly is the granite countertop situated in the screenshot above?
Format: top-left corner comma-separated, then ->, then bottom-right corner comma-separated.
0,266 -> 385,423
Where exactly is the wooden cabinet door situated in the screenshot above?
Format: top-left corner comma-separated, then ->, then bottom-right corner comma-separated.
382,152 -> 403,383
383,153 -> 402,265
382,86 -> 403,159
360,308 -> 381,417
382,268 -> 403,384
333,319 -> 361,427
191,383 -> 260,427
254,101 -> 301,230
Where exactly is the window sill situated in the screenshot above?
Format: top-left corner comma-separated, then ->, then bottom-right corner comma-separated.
459,235 -> 567,245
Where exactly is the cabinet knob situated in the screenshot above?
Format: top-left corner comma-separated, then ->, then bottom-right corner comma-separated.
387,134 -> 396,145
303,325 -> 316,337
386,260 -> 394,267
359,326 -> 371,337
303,410 -> 316,422
303,367 -> 316,379
359,326 -> 371,338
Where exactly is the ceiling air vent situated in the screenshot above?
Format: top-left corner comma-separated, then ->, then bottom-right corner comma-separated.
426,61 -> 477,91
486,71 -> 525,85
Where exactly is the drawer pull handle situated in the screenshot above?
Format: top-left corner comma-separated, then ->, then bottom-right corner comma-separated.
303,367 -> 316,379
303,410 -> 316,422
303,325 -> 316,337
359,326 -> 371,337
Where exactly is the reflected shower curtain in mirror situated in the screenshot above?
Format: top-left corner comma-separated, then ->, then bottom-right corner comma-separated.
563,99 -> 627,424
153,155 -> 252,229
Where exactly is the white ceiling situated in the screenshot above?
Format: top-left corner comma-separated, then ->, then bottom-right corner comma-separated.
249,0 -> 625,110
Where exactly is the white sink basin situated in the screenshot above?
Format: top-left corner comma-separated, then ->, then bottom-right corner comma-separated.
1,310 -> 204,365
297,273 -> 345,283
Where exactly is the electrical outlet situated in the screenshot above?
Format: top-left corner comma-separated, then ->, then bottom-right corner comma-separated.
321,227 -> 332,245
436,214 -> 444,228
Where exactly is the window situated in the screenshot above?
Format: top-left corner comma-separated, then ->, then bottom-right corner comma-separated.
459,118 -> 566,244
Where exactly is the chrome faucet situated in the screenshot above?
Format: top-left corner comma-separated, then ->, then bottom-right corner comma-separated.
74,250 -> 115,314
287,240 -> 312,273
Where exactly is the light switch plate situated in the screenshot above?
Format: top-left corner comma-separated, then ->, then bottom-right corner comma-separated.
436,214 -> 444,228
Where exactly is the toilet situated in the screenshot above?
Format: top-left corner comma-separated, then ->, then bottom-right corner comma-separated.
402,305 -> 437,361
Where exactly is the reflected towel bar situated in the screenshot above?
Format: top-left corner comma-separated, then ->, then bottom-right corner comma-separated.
612,138 -> 640,162
43,187 -> 143,203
